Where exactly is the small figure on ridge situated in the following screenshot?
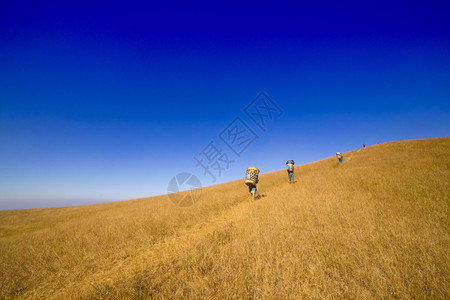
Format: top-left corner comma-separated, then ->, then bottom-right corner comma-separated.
336,152 -> 343,163
286,160 -> 295,183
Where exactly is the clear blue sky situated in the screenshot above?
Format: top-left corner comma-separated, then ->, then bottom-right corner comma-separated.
1,1 -> 449,210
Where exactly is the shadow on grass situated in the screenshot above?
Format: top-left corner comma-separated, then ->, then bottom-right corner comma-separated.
255,194 -> 267,200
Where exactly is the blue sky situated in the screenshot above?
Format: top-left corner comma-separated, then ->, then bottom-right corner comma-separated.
1,1 -> 449,210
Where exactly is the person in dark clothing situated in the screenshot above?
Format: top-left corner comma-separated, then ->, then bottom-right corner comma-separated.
337,152 -> 343,163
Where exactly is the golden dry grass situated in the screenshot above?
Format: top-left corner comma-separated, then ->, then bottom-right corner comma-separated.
0,137 -> 449,299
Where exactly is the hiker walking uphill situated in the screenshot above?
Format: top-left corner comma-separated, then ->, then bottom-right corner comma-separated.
336,152 -> 343,163
286,160 -> 295,183
245,167 -> 259,201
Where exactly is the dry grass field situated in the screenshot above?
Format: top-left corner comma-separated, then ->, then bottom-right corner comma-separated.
0,137 -> 449,299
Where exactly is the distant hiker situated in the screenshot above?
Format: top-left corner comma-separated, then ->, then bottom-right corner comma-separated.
363,143 -> 366,148
286,160 -> 295,183
336,152 -> 343,163
245,167 -> 260,201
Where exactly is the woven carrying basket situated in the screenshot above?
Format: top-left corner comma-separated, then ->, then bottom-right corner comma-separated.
246,167 -> 260,176
245,167 -> 259,186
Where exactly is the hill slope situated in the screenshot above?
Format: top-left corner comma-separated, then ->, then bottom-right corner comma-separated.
0,138 -> 449,299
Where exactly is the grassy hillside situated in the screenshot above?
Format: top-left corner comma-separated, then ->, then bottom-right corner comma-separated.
0,137 -> 449,299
